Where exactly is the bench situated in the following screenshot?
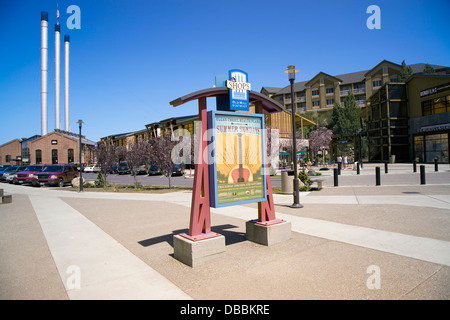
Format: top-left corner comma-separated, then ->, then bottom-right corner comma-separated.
310,179 -> 324,190
0,189 -> 12,204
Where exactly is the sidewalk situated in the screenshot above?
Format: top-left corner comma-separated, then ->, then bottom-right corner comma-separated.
1,175 -> 449,300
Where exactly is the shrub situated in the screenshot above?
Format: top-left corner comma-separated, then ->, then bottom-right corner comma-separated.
298,168 -> 312,189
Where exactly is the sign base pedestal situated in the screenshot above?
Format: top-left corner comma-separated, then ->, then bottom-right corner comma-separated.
173,233 -> 225,267
246,219 -> 291,246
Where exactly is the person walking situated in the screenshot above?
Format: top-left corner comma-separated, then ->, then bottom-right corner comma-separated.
343,155 -> 348,169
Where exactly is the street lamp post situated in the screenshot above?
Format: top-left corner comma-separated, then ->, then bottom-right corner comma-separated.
77,119 -> 83,192
284,65 -> 303,208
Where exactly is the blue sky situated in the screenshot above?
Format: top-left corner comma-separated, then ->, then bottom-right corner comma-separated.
1,0 -> 449,144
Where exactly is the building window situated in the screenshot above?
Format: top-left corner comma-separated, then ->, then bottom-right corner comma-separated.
52,149 -> 58,164
5,155 -> 11,163
326,99 -> 334,106
68,149 -> 74,163
425,134 -> 449,163
390,77 -> 398,83
312,101 -> 320,107
326,87 -> 334,94
36,150 -> 42,164
312,89 -> 320,96
422,95 -> 449,116
373,80 -> 382,87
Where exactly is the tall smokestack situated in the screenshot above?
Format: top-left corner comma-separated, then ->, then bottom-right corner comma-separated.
54,24 -> 61,130
40,12 -> 48,136
64,35 -> 70,132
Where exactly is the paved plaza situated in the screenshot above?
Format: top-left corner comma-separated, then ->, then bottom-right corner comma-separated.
1,163 -> 450,301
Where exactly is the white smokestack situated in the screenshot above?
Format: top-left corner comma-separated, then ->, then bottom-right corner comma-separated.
41,12 -> 48,136
64,35 -> 70,132
55,24 -> 61,130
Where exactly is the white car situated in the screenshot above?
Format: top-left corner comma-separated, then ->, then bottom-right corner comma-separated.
83,164 -> 101,173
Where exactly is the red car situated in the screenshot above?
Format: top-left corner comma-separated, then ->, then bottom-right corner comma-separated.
13,164 -> 47,185
32,164 -> 78,187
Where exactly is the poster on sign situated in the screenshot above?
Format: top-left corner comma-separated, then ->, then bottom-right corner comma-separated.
208,111 -> 266,208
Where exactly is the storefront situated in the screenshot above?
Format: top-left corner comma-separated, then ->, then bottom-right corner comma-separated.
409,79 -> 450,163
413,131 -> 449,163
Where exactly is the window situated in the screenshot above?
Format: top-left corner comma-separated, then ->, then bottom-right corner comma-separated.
312,89 -> 320,96
373,80 -> 382,87
68,148 -> 74,163
414,136 -> 424,162
425,134 -> 449,163
52,149 -> 58,164
422,95 -> 449,116
312,101 -> 320,107
326,87 -> 334,94
5,155 -> 11,163
36,150 -> 42,164
326,99 -> 334,105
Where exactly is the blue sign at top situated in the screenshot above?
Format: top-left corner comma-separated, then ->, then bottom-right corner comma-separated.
227,69 -> 250,111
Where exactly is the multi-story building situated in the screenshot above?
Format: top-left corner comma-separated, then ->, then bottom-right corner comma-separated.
263,60 -> 449,114
365,74 -> 450,163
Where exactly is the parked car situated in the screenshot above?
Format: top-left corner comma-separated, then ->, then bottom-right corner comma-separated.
148,165 -> 161,176
0,166 -> 11,175
148,164 -> 184,176
117,161 -> 131,175
0,166 -> 27,182
172,164 -> 184,176
133,164 -> 147,175
13,164 -> 47,185
32,164 -> 78,187
84,164 -> 101,173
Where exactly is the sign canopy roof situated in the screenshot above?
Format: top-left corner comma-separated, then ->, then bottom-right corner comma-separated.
170,87 -> 285,114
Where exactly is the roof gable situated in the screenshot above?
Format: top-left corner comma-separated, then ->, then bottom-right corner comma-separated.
304,72 -> 343,87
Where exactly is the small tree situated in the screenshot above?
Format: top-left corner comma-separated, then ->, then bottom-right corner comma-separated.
398,60 -> 413,82
96,141 -> 118,187
423,63 -> 436,75
149,132 -> 179,189
309,127 -> 333,164
126,139 -> 151,188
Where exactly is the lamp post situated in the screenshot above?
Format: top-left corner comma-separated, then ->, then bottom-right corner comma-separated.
284,65 -> 303,208
77,119 -> 83,192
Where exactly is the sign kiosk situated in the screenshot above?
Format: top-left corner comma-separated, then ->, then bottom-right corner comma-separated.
170,71 -> 291,267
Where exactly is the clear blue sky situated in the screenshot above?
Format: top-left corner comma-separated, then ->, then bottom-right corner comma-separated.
1,0 -> 449,144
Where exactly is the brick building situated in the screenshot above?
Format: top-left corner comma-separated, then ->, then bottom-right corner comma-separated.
0,139 -> 22,166
28,130 -> 96,165
0,130 -> 96,166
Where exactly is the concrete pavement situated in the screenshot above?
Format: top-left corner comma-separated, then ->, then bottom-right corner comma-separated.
1,164 -> 450,300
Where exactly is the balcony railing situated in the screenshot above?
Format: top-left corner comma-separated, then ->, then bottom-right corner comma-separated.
356,100 -> 366,106
353,87 -> 366,94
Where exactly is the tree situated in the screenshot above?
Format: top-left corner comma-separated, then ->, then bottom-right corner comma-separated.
148,132 -> 179,189
309,127 -> 333,162
423,63 -> 436,75
398,60 -> 413,82
96,141 -> 118,187
331,91 -> 360,135
126,139 -> 151,188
